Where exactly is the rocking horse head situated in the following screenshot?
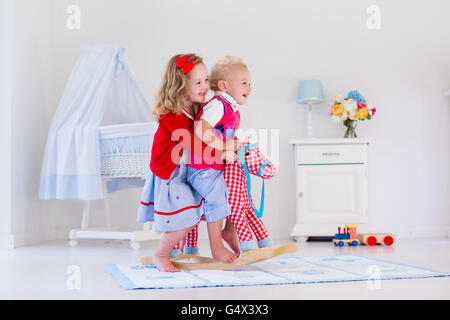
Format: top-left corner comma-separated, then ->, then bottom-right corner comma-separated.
236,140 -> 277,179
233,140 -> 277,218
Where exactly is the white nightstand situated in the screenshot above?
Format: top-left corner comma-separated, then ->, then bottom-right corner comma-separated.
289,138 -> 369,241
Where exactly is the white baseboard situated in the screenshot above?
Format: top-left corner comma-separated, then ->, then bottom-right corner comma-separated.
289,223 -> 450,240
1,228 -> 56,248
5,224 -> 449,249
0,234 -> 14,249
56,225 -> 450,241
11,229 -> 56,248
54,224 -> 211,241
397,225 -> 450,239
54,226 -> 73,240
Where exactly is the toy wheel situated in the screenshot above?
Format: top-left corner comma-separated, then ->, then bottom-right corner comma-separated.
367,236 -> 377,246
351,240 -> 358,246
383,236 -> 394,246
130,241 -> 140,250
68,240 -> 78,247
338,241 -> 344,247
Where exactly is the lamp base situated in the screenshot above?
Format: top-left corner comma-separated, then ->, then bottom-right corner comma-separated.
306,101 -> 313,138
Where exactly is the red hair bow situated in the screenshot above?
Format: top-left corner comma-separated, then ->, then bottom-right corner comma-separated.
175,55 -> 195,74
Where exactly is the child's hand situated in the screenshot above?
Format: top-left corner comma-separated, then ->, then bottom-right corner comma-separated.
222,150 -> 237,163
223,137 -> 239,152
226,137 -> 240,151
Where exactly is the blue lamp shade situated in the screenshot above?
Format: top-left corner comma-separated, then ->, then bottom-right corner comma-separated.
296,80 -> 325,104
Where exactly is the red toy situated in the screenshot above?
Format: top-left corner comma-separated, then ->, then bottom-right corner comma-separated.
358,233 -> 395,246
333,225 -> 396,246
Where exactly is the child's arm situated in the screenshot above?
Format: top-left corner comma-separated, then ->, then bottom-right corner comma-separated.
194,119 -> 237,151
162,112 -> 224,162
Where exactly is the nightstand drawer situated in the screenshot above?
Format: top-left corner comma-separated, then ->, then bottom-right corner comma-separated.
295,144 -> 367,165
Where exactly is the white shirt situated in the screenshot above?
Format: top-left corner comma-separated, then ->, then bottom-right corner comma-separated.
200,91 -> 239,127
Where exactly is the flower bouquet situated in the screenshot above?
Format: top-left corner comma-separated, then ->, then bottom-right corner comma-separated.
327,90 -> 376,138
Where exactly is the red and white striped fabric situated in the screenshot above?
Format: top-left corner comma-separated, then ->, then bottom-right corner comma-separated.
179,141 -> 277,250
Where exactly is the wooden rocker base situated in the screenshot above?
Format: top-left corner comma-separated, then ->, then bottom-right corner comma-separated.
140,243 -> 298,271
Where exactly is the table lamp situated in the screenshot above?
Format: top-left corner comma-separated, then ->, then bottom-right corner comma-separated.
296,79 -> 325,138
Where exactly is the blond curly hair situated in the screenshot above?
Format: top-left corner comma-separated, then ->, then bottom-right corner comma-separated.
209,55 -> 248,92
152,54 -> 204,120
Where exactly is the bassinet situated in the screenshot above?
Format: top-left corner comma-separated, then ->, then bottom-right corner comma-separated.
98,122 -> 156,178
39,45 -> 160,249
69,122 -> 160,249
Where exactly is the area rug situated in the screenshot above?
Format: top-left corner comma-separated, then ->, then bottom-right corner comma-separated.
106,254 -> 450,290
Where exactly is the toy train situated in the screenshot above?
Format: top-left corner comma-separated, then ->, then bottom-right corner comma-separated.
333,225 -> 359,246
333,224 -> 395,247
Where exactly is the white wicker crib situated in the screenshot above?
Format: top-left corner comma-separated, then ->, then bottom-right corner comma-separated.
68,122 -> 161,249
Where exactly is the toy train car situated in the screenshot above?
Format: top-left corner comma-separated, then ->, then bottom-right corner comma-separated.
333,224 -> 396,247
333,224 -> 359,247
358,233 -> 395,246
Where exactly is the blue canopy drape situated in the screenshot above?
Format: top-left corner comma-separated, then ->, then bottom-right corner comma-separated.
39,45 -> 153,200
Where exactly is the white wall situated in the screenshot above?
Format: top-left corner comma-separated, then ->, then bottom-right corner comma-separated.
1,0 -> 56,248
5,0 -> 450,246
0,0 -> 14,248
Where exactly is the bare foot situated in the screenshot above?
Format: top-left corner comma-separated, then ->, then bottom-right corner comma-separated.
152,254 -> 181,272
211,244 -> 238,263
222,228 -> 240,256
207,219 -> 239,263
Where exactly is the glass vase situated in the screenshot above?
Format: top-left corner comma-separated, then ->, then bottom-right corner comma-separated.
344,119 -> 357,138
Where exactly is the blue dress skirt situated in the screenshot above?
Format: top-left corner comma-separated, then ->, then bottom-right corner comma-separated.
137,162 -> 203,233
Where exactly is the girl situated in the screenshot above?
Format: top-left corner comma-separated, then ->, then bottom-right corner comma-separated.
137,54 -> 238,272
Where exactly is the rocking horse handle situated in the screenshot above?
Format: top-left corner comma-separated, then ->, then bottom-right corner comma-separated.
236,144 -> 268,218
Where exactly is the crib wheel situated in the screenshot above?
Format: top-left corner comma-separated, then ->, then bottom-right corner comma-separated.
68,240 -> 78,247
130,241 -> 140,250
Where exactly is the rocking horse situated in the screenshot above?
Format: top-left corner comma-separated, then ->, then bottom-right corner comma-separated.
141,141 -> 298,270
182,140 -> 278,254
